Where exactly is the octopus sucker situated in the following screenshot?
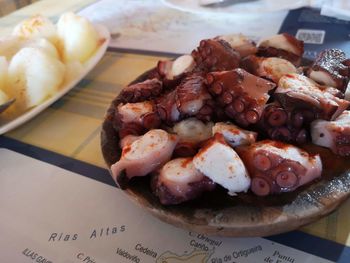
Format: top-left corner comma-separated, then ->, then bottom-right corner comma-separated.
258,103 -> 310,144
311,110 -> 350,156
307,49 -> 350,93
193,134 -> 251,195
111,129 -> 178,188
206,68 -> 275,126
171,118 -> 213,157
107,33 -> 350,205
119,78 -> 163,103
257,33 -> 304,66
236,140 -> 322,196
152,157 -> 215,205
156,74 -> 214,125
191,38 -> 240,72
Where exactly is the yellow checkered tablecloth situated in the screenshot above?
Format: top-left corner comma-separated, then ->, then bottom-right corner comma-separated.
1,0 -> 350,248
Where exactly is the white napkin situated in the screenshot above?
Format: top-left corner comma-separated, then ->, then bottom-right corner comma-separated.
321,0 -> 350,21
264,0 -> 350,20
200,0 -> 350,20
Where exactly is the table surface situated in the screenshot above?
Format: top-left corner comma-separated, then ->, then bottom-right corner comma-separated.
1,0 -> 350,249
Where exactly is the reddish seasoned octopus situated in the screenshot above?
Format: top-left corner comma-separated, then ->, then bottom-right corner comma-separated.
311,110 -> 350,156
236,140 -> 322,196
215,34 -> 257,58
307,49 -> 350,93
258,102 -> 309,144
206,68 -> 275,127
156,74 -> 214,125
193,134 -> 251,195
275,73 -> 350,121
152,157 -> 215,205
111,129 -> 178,188
118,78 -> 163,103
258,33 -> 304,66
191,38 -> 240,72
107,32 -> 350,205
171,118 -> 213,157
241,55 -> 297,84
114,101 -> 161,138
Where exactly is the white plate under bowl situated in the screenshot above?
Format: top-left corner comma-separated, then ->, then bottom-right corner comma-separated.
0,24 -> 110,135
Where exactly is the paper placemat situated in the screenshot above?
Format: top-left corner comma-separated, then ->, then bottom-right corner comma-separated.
0,148 -> 336,262
79,0 -> 287,54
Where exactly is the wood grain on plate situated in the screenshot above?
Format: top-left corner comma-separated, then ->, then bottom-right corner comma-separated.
101,68 -> 350,237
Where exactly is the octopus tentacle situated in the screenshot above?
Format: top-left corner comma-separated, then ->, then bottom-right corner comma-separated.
214,34 -> 257,58
156,75 -> 215,125
157,54 -> 196,89
115,101 -> 161,138
152,157 -> 215,205
241,55 -> 297,84
191,38 -> 240,72
275,73 -> 350,121
171,118 -> 213,157
311,110 -> 350,156
111,129 -> 178,188
119,78 -> 163,103
257,33 -> 304,66
236,140 -> 322,196
206,68 -> 275,127
307,49 -> 350,93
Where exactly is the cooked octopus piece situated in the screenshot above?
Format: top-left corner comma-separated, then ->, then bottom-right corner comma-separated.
191,38 -> 240,72
111,129 -> 178,188
212,122 -> 257,147
236,140 -> 322,196
115,101 -> 161,138
241,55 -> 297,83
206,68 -> 275,127
275,73 -> 350,121
152,157 -> 215,205
172,118 -> 214,157
118,78 -> 163,103
311,110 -> 350,156
214,34 -> 257,58
193,134 -> 251,195
156,74 -> 214,125
258,102 -> 309,144
157,54 -> 195,80
307,49 -> 350,93
258,33 -> 304,66
119,134 -> 141,149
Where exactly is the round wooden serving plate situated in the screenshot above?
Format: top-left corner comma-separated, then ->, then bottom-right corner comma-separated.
101,68 -> 350,237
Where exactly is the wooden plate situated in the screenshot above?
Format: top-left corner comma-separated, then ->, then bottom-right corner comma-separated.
101,68 -> 350,237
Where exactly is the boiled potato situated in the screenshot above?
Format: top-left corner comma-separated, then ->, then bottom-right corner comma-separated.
0,57 -> 11,109
24,38 -> 59,59
57,12 -> 99,63
0,36 -> 25,61
0,36 -> 59,62
0,56 -> 8,91
8,47 -> 65,110
12,15 -> 58,45
0,90 -> 9,105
